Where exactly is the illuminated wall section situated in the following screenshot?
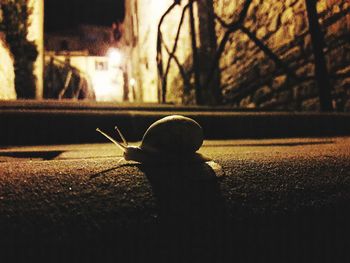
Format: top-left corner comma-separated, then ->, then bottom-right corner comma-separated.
45,54 -> 124,102
0,35 -> 16,99
213,0 -> 350,110
27,0 -> 44,99
125,0 -> 193,103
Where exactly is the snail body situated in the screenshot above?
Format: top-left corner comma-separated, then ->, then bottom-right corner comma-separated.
96,115 -> 209,163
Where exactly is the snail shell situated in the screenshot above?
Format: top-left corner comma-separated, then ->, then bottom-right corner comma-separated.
96,115 -> 208,163
140,115 -> 203,154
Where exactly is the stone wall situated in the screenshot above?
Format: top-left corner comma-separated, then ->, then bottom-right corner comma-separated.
125,0 -> 349,110
0,33 -> 16,100
214,0 -> 350,110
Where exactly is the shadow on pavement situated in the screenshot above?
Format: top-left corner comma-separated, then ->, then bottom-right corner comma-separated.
139,162 -> 228,262
89,160 -> 131,179
0,150 -> 64,160
2,158 -> 348,262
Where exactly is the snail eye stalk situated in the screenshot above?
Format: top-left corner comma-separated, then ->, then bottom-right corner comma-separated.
115,126 -> 128,146
96,128 -> 126,152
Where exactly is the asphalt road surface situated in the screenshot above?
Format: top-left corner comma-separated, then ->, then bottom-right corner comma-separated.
1,137 -> 350,262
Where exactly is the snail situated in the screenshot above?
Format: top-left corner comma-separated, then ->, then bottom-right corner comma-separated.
96,115 -> 210,163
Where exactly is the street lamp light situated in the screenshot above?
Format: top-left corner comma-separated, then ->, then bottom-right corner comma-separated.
107,48 -> 122,66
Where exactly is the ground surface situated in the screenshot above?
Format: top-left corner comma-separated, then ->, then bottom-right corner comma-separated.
0,137 -> 350,262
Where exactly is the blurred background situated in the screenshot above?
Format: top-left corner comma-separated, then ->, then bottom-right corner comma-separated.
0,0 -> 349,111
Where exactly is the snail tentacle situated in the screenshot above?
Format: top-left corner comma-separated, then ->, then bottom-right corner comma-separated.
96,128 -> 126,152
115,126 -> 128,146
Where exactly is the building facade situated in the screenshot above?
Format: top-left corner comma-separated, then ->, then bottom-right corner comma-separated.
45,24 -> 127,101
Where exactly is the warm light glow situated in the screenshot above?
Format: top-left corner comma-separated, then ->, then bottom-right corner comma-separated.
107,48 -> 122,66
129,78 -> 136,86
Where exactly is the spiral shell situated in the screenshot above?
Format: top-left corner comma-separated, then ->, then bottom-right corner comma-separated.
140,115 -> 203,155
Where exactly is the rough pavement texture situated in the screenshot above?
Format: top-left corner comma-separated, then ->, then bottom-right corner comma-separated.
0,137 -> 350,262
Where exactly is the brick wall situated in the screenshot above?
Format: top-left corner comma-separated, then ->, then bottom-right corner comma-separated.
214,0 -> 350,110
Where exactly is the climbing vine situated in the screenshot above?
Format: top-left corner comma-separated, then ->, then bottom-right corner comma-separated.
0,0 -> 38,98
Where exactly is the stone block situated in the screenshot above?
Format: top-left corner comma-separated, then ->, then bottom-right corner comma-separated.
336,65 -> 350,75
267,2 -> 284,20
294,12 -> 307,36
281,7 -> 294,24
244,19 -> 255,31
301,97 -> 320,111
248,38 -> 256,49
247,3 -> 259,20
327,17 -> 348,38
239,95 -> 253,107
344,1 -> 350,10
256,2 -> 271,20
270,24 -> 294,49
317,1 -> 328,14
326,46 -> 348,70
268,14 -> 281,33
281,46 -> 301,62
296,63 -> 315,78
272,75 -> 287,90
336,77 -> 350,95
252,85 -> 272,103
259,98 -> 277,108
292,0 -> 306,14
256,27 -> 268,39
326,0 -> 343,8
332,4 -> 341,13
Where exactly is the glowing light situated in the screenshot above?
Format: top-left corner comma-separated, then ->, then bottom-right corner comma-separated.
129,78 -> 136,86
107,48 -> 122,66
